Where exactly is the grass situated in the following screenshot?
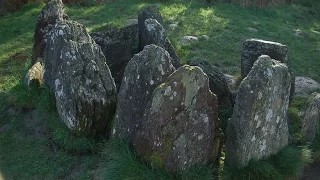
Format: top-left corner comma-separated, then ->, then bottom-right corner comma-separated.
101,140 -> 215,180
222,146 -> 312,180
0,0 -> 320,179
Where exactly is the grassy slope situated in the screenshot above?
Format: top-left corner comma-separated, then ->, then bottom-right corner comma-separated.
0,0 -> 319,179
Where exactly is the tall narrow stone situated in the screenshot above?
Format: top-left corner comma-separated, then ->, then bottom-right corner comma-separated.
112,44 -> 176,141
226,55 -> 291,167
301,92 -> 320,142
134,65 -> 222,173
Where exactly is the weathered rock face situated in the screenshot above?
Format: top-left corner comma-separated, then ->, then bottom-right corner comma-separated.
241,39 -> 288,78
90,24 -> 139,91
301,92 -> 320,142
32,0 -> 68,63
134,65 -> 222,173
140,18 -> 180,68
44,20 -> 92,89
226,55 -> 291,167
138,4 -> 164,50
187,58 -> 233,129
44,20 -> 117,137
25,60 -> 44,88
295,77 -> 320,98
241,38 -> 295,102
112,44 -> 176,141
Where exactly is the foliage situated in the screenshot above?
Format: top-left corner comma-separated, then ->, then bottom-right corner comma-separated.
222,146 -> 312,180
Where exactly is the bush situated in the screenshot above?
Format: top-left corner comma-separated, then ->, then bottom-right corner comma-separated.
228,0 -> 292,8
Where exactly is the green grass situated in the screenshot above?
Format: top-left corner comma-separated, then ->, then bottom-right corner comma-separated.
0,0 -> 320,179
222,146 -> 312,180
101,140 -> 214,180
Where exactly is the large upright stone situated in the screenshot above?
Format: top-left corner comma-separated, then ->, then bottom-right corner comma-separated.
301,92 -> 320,142
241,39 -> 288,78
134,65 -> 222,173
90,24 -> 139,91
44,20 -> 117,137
138,4 -> 164,50
187,58 -> 233,123
140,18 -> 180,68
226,55 -> 291,167
112,44 -> 176,141
32,0 -> 68,63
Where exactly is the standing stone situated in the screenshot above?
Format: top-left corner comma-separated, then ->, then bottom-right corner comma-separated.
140,18 -> 180,68
226,55 -> 291,167
138,4 -> 164,50
112,44 -> 176,141
241,38 -> 295,102
187,58 -> 233,129
301,93 -> 320,142
241,39 -> 288,78
134,65 -> 222,173
32,0 -> 68,64
44,20 -> 117,137
90,24 -> 139,91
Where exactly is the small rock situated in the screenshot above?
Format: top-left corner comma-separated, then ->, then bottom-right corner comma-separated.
295,77 -> 320,98
247,27 -> 258,33
25,61 -> 44,88
294,29 -> 303,38
180,36 -> 198,44
252,21 -> 260,25
168,23 -> 179,30
125,19 -> 138,25
199,35 -> 209,41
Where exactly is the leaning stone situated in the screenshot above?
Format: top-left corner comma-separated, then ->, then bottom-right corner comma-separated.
138,4 -> 164,50
134,65 -> 222,173
168,23 -> 179,31
226,55 -> 291,167
301,93 -> 320,142
90,24 -> 139,91
44,20 -> 117,137
187,58 -> 233,128
112,44 -> 176,141
140,18 -> 181,68
32,0 -> 68,64
25,60 -> 44,88
295,77 -> 320,98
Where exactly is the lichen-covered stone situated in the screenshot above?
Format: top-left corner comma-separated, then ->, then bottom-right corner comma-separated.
187,58 -> 233,126
301,92 -> 320,142
112,44 -> 176,141
241,39 -> 288,78
25,60 -> 44,88
241,38 -> 295,102
138,4 -> 164,50
134,65 -> 222,173
90,24 -> 139,91
32,0 -> 68,63
44,20 -> 117,137
140,18 -> 180,68
226,55 -> 291,167
295,77 -> 320,98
